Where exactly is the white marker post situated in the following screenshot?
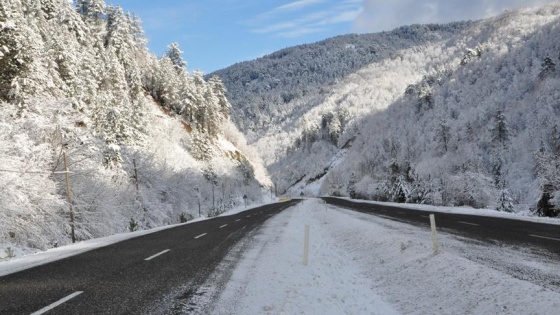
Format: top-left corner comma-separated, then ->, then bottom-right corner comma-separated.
429,214 -> 440,254
303,225 -> 310,266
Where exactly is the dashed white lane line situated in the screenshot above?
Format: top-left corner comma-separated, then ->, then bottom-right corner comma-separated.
530,234 -> 560,242
235,219 -> 241,222
195,233 -> 207,239
458,221 -> 480,226
246,215 -> 251,218
219,224 -> 228,228
145,249 -> 170,261
31,291 -> 84,315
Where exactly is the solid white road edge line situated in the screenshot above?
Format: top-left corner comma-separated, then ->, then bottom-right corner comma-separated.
145,249 -> 171,261
195,233 -> 207,239
458,221 -> 480,226
31,291 -> 84,315
530,234 -> 560,242
220,224 -> 228,228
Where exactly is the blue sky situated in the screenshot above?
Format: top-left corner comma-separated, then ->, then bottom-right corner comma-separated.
105,0 -> 555,73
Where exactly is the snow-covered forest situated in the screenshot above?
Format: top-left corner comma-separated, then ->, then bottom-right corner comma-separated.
4,0 -> 560,260
211,22 -> 471,144
216,4 -> 560,217
0,0 -> 270,256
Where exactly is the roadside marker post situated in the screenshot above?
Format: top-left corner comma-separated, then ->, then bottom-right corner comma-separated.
303,225 -> 310,266
429,214 -> 440,254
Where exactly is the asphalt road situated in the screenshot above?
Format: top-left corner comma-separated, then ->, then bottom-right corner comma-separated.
0,200 -> 299,315
323,197 -> 560,257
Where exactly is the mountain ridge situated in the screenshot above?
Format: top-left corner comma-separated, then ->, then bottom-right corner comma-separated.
217,4 -> 560,216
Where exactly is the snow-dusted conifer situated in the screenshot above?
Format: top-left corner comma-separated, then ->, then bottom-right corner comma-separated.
435,118 -> 451,153
165,42 -> 187,70
496,189 -> 514,212
538,55 -> 556,80
76,0 -> 106,20
490,109 -> 509,146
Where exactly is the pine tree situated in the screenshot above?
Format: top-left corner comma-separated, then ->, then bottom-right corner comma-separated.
347,173 -> 357,198
165,42 -> 187,70
538,55 -> 556,80
490,109 -> 509,146
76,0 -> 106,20
391,175 -> 410,203
0,1 -> 29,102
238,158 -> 254,186
536,184 -> 556,217
496,189 -> 514,212
436,118 -> 451,153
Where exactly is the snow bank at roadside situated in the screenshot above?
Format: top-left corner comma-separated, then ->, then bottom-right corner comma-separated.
211,199 -> 560,314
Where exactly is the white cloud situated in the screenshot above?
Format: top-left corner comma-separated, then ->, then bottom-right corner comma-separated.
275,0 -> 327,12
279,27 -> 328,37
249,0 -> 363,38
354,0 -> 557,33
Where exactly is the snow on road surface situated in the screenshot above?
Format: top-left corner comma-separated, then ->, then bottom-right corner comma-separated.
208,199 -> 560,314
3,199 -> 560,314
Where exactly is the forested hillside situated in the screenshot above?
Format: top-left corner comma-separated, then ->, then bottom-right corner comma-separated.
229,4 -> 560,216
0,0 -> 269,257
211,22 -> 471,143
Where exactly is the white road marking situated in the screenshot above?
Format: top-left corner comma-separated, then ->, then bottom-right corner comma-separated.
145,249 -> 170,261
246,215 -> 251,218
31,291 -> 84,315
530,234 -> 560,242
235,219 -> 241,222
458,221 -> 479,226
195,233 -> 207,239
220,224 -> 228,228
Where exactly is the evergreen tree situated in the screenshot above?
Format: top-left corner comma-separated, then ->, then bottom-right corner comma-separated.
165,42 -> 187,70
538,55 -> 556,80
0,2 -> 29,102
76,0 -> 106,20
536,184 -> 556,217
436,118 -> 451,153
496,189 -> 514,212
238,159 -> 255,186
490,109 -> 509,146
347,173 -> 357,198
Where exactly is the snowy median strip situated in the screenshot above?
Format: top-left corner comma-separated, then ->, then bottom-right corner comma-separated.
145,249 -> 170,261
31,291 -> 83,315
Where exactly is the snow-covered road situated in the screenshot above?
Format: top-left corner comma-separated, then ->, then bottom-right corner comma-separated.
206,199 -> 560,314
3,199 -> 560,314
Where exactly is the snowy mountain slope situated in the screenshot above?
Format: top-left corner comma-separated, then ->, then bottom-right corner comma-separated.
0,0 -> 269,258
211,22 -> 471,144
242,3 -> 560,216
